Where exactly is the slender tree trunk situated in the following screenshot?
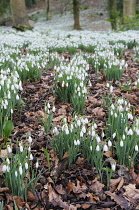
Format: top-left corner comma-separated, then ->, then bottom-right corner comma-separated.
46,0 -> 51,20
10,0 -> 29,27
123,0 -> 136,17
73,0 -> 81,30
108,0 -> 117,30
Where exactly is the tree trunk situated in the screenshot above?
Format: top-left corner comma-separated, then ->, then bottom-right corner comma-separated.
108,0 -> 117,30
73,0 -> 81,30
123,0 -> 136,17
45,0 -> 50,20
10,0 -> 29,28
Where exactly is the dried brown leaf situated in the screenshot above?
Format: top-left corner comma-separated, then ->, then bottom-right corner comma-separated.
82,203 -> 92,209
52,115 -> 63,122
90,178 -> 104,193
48,184 -> 68,208
55,184 -> 66,195
0,187 -> 10,193
92,107 -> 106,119
105,191 -> 129,209
13,196 -> 25,208
110,177 -> 123,192
123,184 -> 139,202
27,191 -> 36,202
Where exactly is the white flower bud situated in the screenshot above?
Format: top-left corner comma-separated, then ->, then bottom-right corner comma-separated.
120,140 -> 124,147
19,165 -> 22,175
28,136 -> 32,143
90,145 -> 92,151
2,165 -> 7,172
29,154 -> 33,160
103,144 -> 108,152
108,140 -> 112,147
52,106 -> 56,112
7,145 -> 12,153
15,171 -> 18,177
135,145 -> 139,151
80,130 -> 83,137
25,162 -> 28,170
112,164 -> 116,171
96,145 -> 100,151
36,161 -> 39,168
112,133 -> 116,139
20,145 -> 23,152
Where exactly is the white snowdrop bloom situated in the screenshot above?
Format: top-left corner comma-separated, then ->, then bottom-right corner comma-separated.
96,136 -> 101,143
20,145 -> 23,152
135,145 -> 139,152
52,106 -> 56,112
111,110 -> 113,115
80,81 -> 84,87
90,145 -> 92,151
125,63 -> 128,69
28,146 -> 31,152
76,139 -> 80,145
122,134 -> 125,140
96,145 -> 100,151
25,162 -> 28,170
62,81 -> 65,87
6,165 -> 10,172
47,102 -> 50,109
47,109 -> 50,114
66,83 -> 68,87
112,163 -> 116,171
77,119 -> 81,126
77,86 -> 80,92
111,104 -> 115,110
128,113 -> 133,120
135,128 -> 139,135
28,136 -> 32,143
112,132 -> 116,139
114,113 -> 117,118
120,140 -> 124,147
106,83 -> 110,88
84,118 -> 88,124
108,140 -> 112,147
127,128 -> 133,135
110,85 -> 113,93
91,130 -> 96,137
82,126 -> 86,133
102,132 -> 105,138
63,118 -> 67,123
135,81 -> 137,86
94,123 -> 97,129
29,154 -> 33,160
15,171 -> 18,177
74,140 -> 77,146
36,161 -> 39,169
6,158 -> 10,165
103,144 -> 108,152
2,165 -> 7,172
11,109 -> 13,114
16,95 -> 19,100
80,130 -> 84,137
65,127 -> 69,135
7,145 -> 12,153
125,127 -> 128,133
78,92 -> 81,97
19,164 -> 23,175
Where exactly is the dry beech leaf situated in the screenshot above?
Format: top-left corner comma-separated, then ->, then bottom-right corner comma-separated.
87,192 -> 99,202
92,107 -> 106,119
48,184 -> 68,208
123,184 -> 139,202
105,191 -> 129,209
82,203 -> 92,209
58,108 -> 67,115
0,187 -> 10,193
90,178 -> 104,193
67,182 -> 75,194
55,184 -> 66,195
52,115 -> 63,122
110,177 -> 124,192
27,191 -> 36,202
37,110 -> 45,117
13,196 -> 25,208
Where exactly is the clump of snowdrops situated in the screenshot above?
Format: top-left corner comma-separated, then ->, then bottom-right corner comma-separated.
54,54 -> 89,113
2,136 -> 41,201
43,102 -> 55,133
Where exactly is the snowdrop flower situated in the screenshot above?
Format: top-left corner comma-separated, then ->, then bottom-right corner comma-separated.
19,164 -> 23,175
15,171 -> 18,177
128,113 -> 133,120
135,128 -> 139,135
112,163 -> 116,171
20,145 -> 23,152
110,85 -> 113,93
2,165 -> 7,172
106,83 -> 110,88
53,127 -> 59,135
52,106 -> 56,112
108,140 -> 112,147
6,158 -> 10,165
77,119 -> 81,126
135,145 -> 139,151
127,128 -> 133,135
80,130 -> 84,137
47,102 -> 50,109
96,136 -> 101,143
11,109 -> 13,114
114,113 -> 117,118
112,132 -> 116,139
102,132 -> 105,138
90,145 -> 92,151
36,161 -> 39,169
65,127 -> 69,135
111,104 -> 115,110
76,139 -> 80,145
91,130 -> 96,137
28,146 -> 31,152
7,145 -> 12,153
29,154 -> 33,160
96,145 -> 100,151
16,95 -> 19,100
103,144 -> 108,152
25,162 -> 28,170
28,136 -> 32,143
82,126 -> 86,133
122,134 -> 125,140
120,140 -> 124,147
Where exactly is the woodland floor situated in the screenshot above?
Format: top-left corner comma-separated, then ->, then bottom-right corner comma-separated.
1,48 -> 139,209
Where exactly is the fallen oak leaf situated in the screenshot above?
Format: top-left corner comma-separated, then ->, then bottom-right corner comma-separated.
123,184 -> 139,202
110,177 -> 124,192
105,191 -> 129,209
0,187 -> 10,193
90,177 -> 104,193
48,184 -> 69,208
13,196 -> 26,209
55,184 -> 66,195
